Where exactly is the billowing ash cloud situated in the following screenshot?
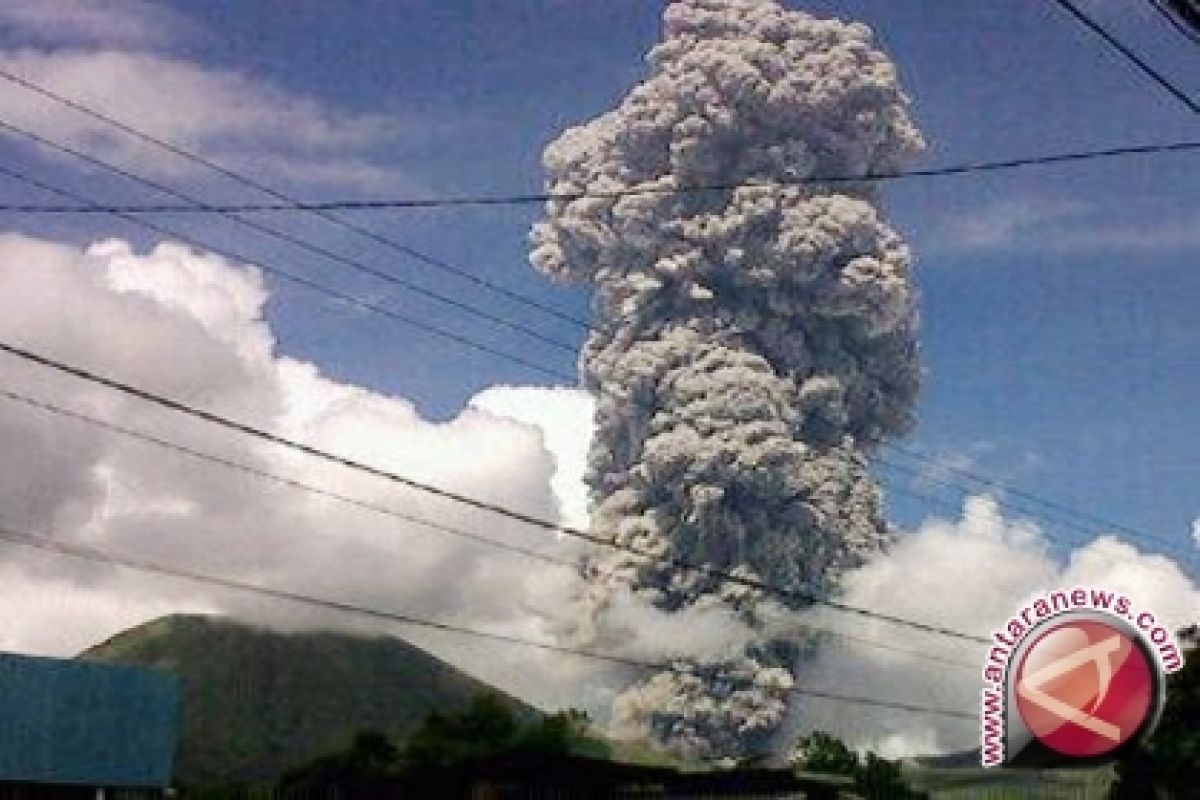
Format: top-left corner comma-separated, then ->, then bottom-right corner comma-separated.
530,0 -> 923,759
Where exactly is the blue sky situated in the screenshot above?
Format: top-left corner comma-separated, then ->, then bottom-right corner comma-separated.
0,0 -> 1196,566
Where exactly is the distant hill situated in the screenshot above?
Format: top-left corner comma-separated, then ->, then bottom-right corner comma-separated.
80,614 -> 536,786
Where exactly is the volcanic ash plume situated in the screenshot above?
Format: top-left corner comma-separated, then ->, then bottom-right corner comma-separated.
530,0 -> 924,759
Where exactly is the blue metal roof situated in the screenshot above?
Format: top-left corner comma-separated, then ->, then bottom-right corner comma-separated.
0,652 -> 180,788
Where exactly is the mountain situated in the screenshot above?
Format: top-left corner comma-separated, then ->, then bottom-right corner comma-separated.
80,614 -> 536,787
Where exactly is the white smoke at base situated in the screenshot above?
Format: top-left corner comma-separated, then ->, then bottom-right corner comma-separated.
530,0 -> 924,759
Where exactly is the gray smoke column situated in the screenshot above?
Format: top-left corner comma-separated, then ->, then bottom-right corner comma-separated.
531,0 -> 923,759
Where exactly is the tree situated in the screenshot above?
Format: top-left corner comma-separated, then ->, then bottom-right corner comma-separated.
278,696 -> 611,797
278,728 -> 402,798
517,708 -> 610,759
791,731 -> 927,800
402,692 -> 520,768
1109,625 -> 1199,799
792,731 -> 860,777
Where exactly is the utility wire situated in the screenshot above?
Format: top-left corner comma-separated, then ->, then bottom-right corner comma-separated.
6,162 -> 1179,594
1,141 -> 1198,214
0,521 -> 976,722
0,118 -> 578,353
879,446 -> 1199,565
877,458 -> 1199,566
0,66 -> 588,330
0,163 -> 574,383
1050,0 -> 1200,113
1149,0 -> 1200,45
0,52 -> 1184,641
0,26 -> 1182,659
0,384 -> 979,672
1,157 -> 1184,581
878,465 -> 1200,582
0,339 -> 988,645
0,387 -> 575,570
4,331 -> 1190,642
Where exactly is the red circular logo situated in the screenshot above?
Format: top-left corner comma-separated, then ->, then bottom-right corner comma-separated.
1015,619 -> 1154,758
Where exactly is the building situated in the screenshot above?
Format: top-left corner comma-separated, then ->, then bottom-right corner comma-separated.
0,652 -> 180,798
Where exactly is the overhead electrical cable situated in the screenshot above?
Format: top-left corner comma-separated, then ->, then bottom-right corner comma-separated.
0,163 -> 574,383
877,465 -> 1200,581
0,161 -> 1184,577
0,140 -> 1196,214
878,447 -> 1199,565
0,47 -> 1184,641
0,384 -> 979,671
0,387 -> 574,570
0,66 -> 588,330
0,118 -> 577,353
0,521 -> 977,722
1049,0 -> 1200,113
0,339 -> 988,645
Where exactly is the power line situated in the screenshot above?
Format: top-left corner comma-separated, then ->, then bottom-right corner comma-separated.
12,206 -> 1184,572
5,331 -> 1190,642
0,163 -> 574,383
878,446 -> 1199,566
877,458 -> 1199,566
0,26 -> 1181,655
1049,0 -> 1200,113
1,144 -> 1184,581
1149,0 -> 1200,45
0,148 -> 1186,567
5,183 -> 1174,643
1,140 -> 1198,215
0,66 -> 588,330
878,464 -> 1200,582
1,55 -> 1196,555
0,118 -> 579,353
0,387 -> 576,570
0,86 -> 1182,647
5,153 -> 1185,571
0,339 -> 988,645
0,521 -> 976,722
0,384 -> 979,672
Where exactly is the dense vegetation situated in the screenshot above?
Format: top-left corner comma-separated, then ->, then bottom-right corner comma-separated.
791,731 -> 928,799
1109,625 -> 1198,799
279,694 -> 609,797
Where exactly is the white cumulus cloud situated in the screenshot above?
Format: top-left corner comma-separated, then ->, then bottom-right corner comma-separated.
0,230 -> 605,712
786,496 -> 1199,757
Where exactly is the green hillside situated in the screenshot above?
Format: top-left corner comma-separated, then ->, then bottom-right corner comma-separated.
80,614 -> 536,787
